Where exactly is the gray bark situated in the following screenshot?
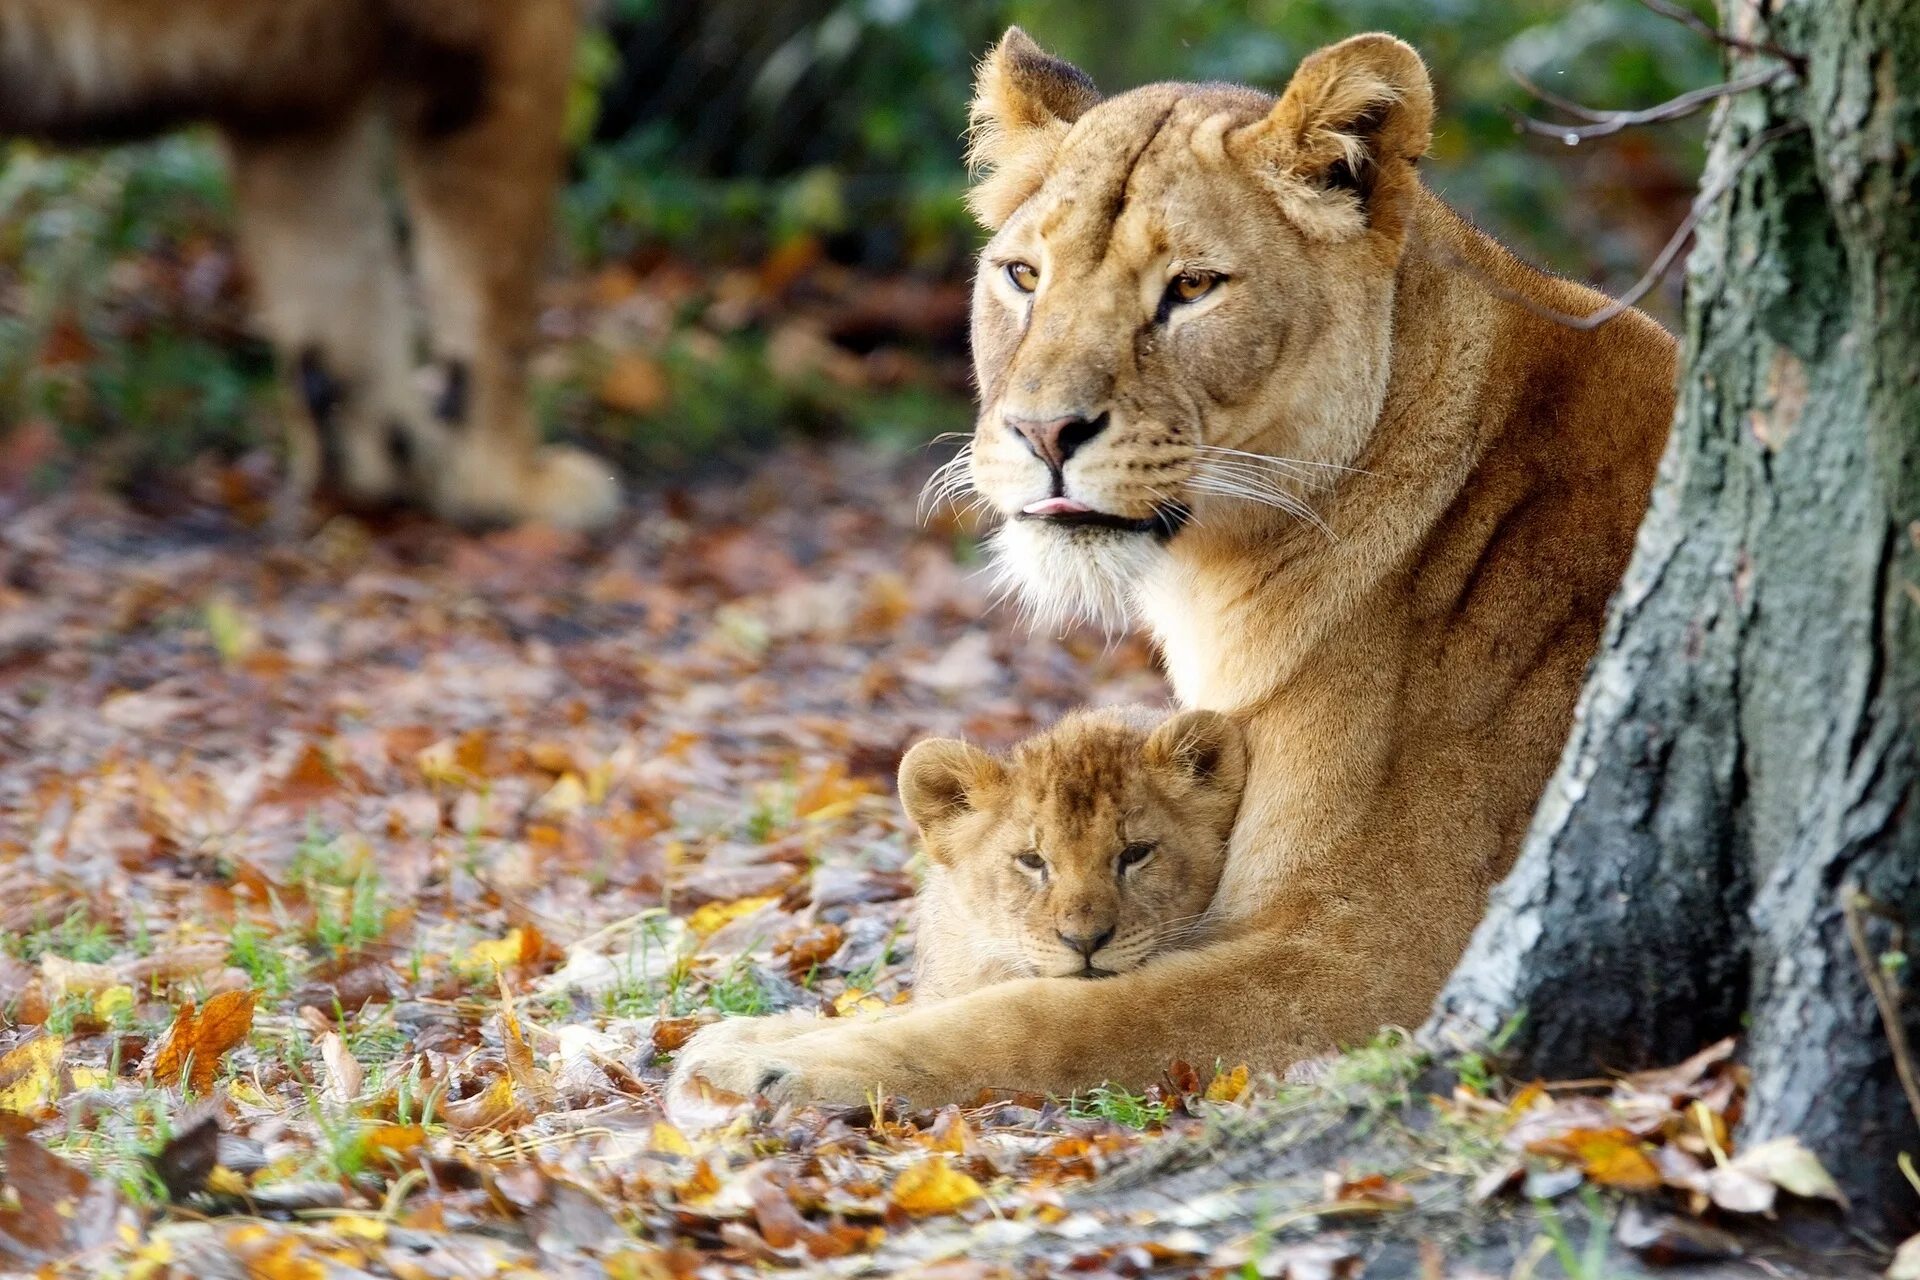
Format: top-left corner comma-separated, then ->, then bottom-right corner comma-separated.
1427,0 -> 1920,1238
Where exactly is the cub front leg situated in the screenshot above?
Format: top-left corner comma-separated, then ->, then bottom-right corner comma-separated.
669,932 -> 1374,1110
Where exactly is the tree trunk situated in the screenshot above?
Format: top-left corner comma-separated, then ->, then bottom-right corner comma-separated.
1427,0 -> 1920,1240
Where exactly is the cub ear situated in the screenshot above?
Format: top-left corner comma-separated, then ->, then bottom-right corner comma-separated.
966,27 -> 1101,229
1230,33 -> 1433,241
898,738 -> 1005,841
1144,710 -> 1247,798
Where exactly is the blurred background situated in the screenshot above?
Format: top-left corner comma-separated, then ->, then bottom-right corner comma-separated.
0,0 -> 1719,511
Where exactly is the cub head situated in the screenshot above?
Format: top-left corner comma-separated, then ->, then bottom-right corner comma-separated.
899,707 -> 1247,983
958,28 -> 1434,629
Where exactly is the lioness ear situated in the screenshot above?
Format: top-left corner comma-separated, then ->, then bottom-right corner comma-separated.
1144,710 -> 1247,798
898,738 -> 1005,845
966,27 -> 1101,229
1230,33 -> 1433,241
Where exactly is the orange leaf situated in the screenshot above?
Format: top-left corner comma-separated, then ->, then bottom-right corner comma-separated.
599,352 -> 670,416
149,990 -> 257,1095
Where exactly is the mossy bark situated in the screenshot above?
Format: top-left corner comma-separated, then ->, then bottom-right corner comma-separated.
1427,0 -> 1920,1238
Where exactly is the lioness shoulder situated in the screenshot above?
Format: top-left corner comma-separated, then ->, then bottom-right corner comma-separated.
899,706 -> 1248,1000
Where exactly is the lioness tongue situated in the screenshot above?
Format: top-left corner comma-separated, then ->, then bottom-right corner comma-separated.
1023,497 -> 1094,516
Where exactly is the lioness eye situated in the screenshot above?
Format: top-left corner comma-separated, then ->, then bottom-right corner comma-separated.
1117,842 -> 1156,872
1015,851 -> 1047,873
1168,270 -> 1219,304
1006,261 -> 1040,293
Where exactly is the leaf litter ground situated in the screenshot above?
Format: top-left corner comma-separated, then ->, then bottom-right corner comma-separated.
0,448 -> 1884,1278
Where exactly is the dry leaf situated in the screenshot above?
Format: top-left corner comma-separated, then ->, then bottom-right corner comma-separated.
687,895 -> 779,937
148,990 -> 257,1094
0,1034 -> 63,1113
1727,1136 -> 1849,1208
318,1032 -> 362,1108
1205,1063 -> 1250,1103
599,352 -> 670,415
889,1156 -> 985,1215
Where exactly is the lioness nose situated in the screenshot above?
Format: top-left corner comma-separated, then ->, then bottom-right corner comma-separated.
1006,413 -> 1108,473
1058,926 -> 1115,958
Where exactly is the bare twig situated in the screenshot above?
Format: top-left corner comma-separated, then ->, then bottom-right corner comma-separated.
1638,0 -> 1807,70
1843,884 -> 1920,1130
1431,123 -> 1803,331
1509,66 -> 1789,143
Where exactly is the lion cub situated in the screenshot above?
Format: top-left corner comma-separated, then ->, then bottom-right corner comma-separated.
898,707 -> 1247,1000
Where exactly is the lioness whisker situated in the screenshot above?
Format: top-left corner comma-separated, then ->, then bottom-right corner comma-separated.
1195,443 -> 1371,476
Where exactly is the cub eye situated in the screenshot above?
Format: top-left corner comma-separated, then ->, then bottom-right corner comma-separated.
1006,261 -> 1041,294
1167,270 -> 1220,305
1015,851 -> 1047,873
1117,842 -> 1156,872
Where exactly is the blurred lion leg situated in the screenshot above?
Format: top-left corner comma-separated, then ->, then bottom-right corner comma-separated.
226,110 -> 443,520
394,0 -> 620,530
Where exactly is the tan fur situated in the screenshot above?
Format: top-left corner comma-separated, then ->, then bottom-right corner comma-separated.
903,707 -> 1246,999
670,30 -> 1676,1108
0,0 -> 619,529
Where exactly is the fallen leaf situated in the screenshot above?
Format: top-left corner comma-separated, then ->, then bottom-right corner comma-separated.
147,990 -> 257,1094
599,351 -> 670,415
1726,1136 -> 1849,1209
889,1156 -> 985,1216
443,1074 -> 524,1132
0,1113 -> 123,1264
1205,1063 -> 1250,1103
687,895 -> 779,937
361,1124 -> 427,1166
0,1034 -> 63,1113
318,1032 -> 363,1108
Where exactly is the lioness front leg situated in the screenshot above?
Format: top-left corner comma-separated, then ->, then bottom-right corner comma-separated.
393,0 -> 619,530
670,930 -> 1387,1109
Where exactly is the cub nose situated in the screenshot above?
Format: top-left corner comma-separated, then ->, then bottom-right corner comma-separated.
1006,412 -> 1109,473
1058,926 -> 1115,958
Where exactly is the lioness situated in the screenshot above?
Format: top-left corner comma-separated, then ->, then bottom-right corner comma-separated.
904,706 -> 1246,1000
672,28 -> 1676,1106
0,0 -> 619,528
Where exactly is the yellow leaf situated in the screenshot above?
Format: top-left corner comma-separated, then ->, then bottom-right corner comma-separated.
536,773 -> 589,816
125,1237 -> 174,1280
462,928 -> 529,974
1205,1063 -> 1250,1104
69,1065 -> 114,1091
1502,1080 -> 1548,1125
0,1034 -> 63,1112
362,1124 -> 427,1164
832,988 -> 887,1017
92,985 -> 135,1023
686,896 -> 778,937
890,1156 -> 985,1216
329,1215 -> 388,1241
206,1165 -> 250,1196
648,1121 -> 693,1155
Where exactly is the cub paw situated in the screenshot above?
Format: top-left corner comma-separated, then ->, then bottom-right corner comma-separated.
665,1018 -> 889,1126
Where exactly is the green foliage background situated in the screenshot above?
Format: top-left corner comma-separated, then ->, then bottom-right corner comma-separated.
0,0 -> 1722,486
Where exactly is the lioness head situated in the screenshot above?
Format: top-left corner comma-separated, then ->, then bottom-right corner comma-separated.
899,707 -> 1246,989
956,28 -> 1434,628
